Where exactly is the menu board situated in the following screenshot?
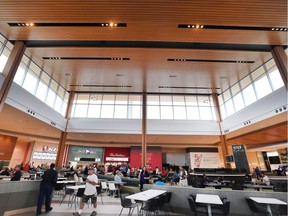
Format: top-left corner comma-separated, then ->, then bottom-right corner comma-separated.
32,152 -> 57,160
232,144 -> 250,174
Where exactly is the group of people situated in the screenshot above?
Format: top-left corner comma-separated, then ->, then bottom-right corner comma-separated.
253,166 -> 270,186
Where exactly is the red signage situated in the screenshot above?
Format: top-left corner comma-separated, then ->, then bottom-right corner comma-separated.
104,147 -> 130,162
42,145 -> 58,152
130,147 -> 162,171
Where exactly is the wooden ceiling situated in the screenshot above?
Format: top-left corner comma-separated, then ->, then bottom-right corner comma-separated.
0,1 -> 287,149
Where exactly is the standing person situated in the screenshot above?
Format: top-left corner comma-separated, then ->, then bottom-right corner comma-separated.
254,166 -> 262,178
10,165 -> 22,181
139,166 -> 150,191
36,163 -> 58,215
73,168 -> 98,216
114,170 -> 123,197
179,166 -> 188,187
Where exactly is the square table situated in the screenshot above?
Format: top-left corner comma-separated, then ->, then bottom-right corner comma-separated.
196,194 -> 223,216
126,189 -> 166,202
249,197 -> 287,216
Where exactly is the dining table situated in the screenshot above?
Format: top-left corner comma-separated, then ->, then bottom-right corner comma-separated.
196,194 -> 223,216
126,189 -> 167,202
249,197 -> 287,216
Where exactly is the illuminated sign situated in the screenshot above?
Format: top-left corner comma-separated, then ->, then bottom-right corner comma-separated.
42,146 -> 58,152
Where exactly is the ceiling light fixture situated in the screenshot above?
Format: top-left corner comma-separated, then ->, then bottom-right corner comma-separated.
43,57 -> 130,61
8,22 -> 127,27
178,24 -> 287,31
167,58 -> 254,63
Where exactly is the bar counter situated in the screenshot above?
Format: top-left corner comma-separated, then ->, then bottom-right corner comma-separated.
0,180 -> 41,215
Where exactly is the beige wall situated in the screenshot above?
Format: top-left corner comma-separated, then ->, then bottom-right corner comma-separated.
9,140 -> 29,168
0,134 -> 18,161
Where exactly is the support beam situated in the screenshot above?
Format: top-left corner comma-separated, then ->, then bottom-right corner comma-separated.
55,132 -> 67,169
141,92 -> 147,167
55,91 -> 75,169
0,41 -> 26,112
271,46 -> 287,90
212,93 -> 230,168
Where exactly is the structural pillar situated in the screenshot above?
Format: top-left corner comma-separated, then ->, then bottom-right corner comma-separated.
212,93 -> 230,168
141,92 -> 147,167
55,91 -> 75,169
0,41 -> 26,112
271,46 -> 287,90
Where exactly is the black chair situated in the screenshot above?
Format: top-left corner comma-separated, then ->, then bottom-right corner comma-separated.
190,194 -> 206,208
272,204 -> 287,216
96,185 -> 103,204
72,187 -> 85,210
211,199 -> 230,216
187,197 -> 208,216
231,181 -> 244,190
60,188 -> 75,206
119,193 -> 138,216
155,194 -> 168,215
163,192 -> 173,212
140,197 -> 159,215
245,198 -> 270,216
54,183 -> 65,196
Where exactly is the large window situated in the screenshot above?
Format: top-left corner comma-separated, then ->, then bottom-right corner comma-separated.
72,93 -> 142,119
0,37 -> 69,116
219,58 -> 285,118
147,94 -> 215,120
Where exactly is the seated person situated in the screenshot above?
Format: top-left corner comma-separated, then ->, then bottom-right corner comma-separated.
0,168 -> 10,176
261,173 -> 270,186
199,174 -> 210,188
11,165 -> 22,181
172,170 -> 180,185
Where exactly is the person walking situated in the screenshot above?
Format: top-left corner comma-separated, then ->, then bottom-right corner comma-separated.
36,163 -> 58,215
73,167 -> 98,216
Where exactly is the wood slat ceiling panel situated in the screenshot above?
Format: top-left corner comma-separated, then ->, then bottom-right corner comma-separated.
0,1 -> 286,44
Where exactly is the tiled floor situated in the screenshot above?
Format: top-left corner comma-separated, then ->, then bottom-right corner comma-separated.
12,193 -> 184,216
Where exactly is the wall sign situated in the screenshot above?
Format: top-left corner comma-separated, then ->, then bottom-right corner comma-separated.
232,144 -> 250,173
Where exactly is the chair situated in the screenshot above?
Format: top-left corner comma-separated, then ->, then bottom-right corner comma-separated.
78,177 -> 84,184
96,185 -> 103,204
74,174 -> 79,184
60,188 -> 75,206
119,193 -> 138,216
211,199 -> 230,216
108,182 -> 117,197
163,191 -> 173,212
71,187 -> 85,210
245,198 -> 270,216
156,194 -> 168,215
140,197 -> 159,215
101,181 -> 108,195
187,197 -> 208,216
231,181 -> 244,190
190,194 -> 206,208
54,183 -> 65,196
272,204 -> 287,216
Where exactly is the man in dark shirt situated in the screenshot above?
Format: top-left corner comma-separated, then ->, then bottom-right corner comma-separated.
10,165 -> 21,181
36,163 -> 58,215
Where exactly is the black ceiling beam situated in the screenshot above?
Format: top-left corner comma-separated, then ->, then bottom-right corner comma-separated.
9,40 -> 287,52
